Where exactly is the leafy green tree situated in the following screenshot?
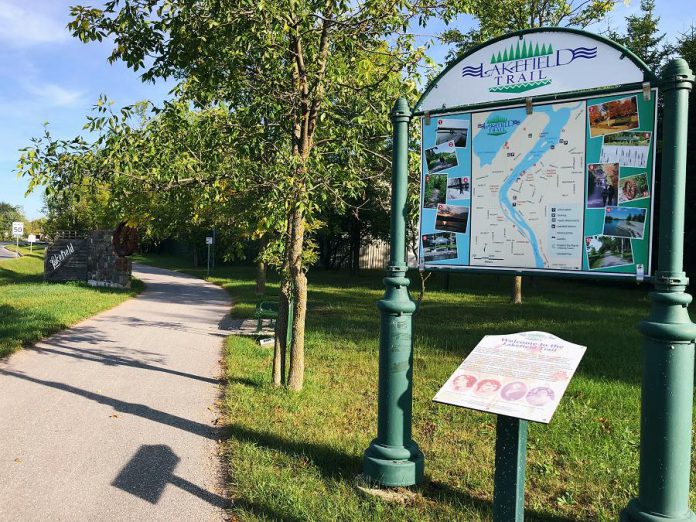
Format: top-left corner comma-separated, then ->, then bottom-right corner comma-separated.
0,202 -> 25,241
607,0 -> 671,73
41,180 -> 118,237
443,0 -> 621,60
21,0 -> 431,390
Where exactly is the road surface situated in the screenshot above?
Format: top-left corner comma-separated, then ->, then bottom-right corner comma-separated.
0,264 -> 232,521
0,242 -> 17,259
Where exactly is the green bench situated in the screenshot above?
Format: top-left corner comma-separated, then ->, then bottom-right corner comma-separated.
255,301 -> 278,332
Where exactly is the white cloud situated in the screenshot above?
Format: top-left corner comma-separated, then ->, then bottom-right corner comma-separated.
0,1 -> 69,47
24,82 -> 85,107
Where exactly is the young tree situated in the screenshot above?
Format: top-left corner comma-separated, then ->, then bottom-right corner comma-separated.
0,203 -> 25,241
23,0 -> 436,390
608,0 -> 671,74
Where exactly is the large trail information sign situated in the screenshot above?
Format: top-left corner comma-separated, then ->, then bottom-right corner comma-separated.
418,31 -> 657,278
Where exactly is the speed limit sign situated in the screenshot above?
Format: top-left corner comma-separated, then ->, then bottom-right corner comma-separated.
11,222 -> 23,237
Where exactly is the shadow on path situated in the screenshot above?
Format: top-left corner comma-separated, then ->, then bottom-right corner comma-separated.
113,445 -> 229,509
0,369 -> 220,440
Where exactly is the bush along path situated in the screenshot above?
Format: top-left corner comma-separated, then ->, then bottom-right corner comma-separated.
0,264 -> 232,521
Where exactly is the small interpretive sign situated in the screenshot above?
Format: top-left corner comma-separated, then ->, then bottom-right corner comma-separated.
433,331 -> 586,423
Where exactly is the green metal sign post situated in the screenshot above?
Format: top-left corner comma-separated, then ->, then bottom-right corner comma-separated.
621,58 -> 696,522
363,98 -> 425,487
364,29 -> 696,519
493,416 -> 528,522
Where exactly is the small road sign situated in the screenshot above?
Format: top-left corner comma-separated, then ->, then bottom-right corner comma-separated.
11,222 -> 23,237
205,236 -> 214,245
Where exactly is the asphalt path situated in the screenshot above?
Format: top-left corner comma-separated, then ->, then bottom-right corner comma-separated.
0,242 -> 17,258
0,264 -> 232,521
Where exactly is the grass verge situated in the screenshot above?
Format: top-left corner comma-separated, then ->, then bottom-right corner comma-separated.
135,253 -> 696,521
0,247 -> 143,358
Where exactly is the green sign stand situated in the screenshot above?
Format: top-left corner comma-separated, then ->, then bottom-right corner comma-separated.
364,28 -> 696,521
621,58 -> 696,522
493,416 -> 528,522
363,98 -> 424,487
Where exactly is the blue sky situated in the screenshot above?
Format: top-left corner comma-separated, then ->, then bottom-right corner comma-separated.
0,0 -> 693,220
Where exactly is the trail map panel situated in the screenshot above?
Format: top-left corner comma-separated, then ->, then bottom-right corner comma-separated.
470,101 -> 586,269
418,89 -> 656,278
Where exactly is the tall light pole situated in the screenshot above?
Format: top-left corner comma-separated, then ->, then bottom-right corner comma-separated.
363,97 -> 424,487
622,58 -> 696,522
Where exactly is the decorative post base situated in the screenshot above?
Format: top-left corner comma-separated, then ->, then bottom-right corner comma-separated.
363,267 -> 424,487
621,499 -> 696,522
363,441 -> 424,488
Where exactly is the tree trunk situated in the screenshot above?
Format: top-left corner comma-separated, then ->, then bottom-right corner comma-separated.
255,250 -> 267,296
349,214 -> 361,276
272,224 -> 292,387
287,208 -> 307,391
272,281 -> 290,386
512,275 -> 523,304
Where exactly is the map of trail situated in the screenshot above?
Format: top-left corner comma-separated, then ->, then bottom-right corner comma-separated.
470,101 -> 586,269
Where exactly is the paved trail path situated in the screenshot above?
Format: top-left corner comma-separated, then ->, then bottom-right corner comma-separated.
0,242 -> 17,258
0,264 -> 232,521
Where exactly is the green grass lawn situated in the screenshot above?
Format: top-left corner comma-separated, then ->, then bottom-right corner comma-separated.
136,254 -> 696,521
0,247 -> 142,358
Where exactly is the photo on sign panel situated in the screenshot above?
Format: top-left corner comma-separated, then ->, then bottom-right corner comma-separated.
436,118 -> 469,148
618,172 -> 650,204
447,176 -> 471,202
423,174 -> 447,208
600,131 -> 651,168
500,381 -> 528,402
449,373 -> 477,393
422,232 -> 458,262
425,141 -> 458,173
585,235 -> 634,269
586,163 -> 619,208
588,95 -> 639,138
435,204 -> 469,233
602,206 -> 646,239
526,386 -> 555,406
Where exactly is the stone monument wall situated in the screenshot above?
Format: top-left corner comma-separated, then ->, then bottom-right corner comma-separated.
87,230 -> 132,289
44,230 -> 132,289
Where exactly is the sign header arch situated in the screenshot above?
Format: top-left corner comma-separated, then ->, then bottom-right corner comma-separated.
416,27 -> 654,114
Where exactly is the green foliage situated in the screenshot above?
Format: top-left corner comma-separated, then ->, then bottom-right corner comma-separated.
0,202 -> 25,241
41,181 -> 119,237
607,0 -> 671,73
441,0 -> 621,60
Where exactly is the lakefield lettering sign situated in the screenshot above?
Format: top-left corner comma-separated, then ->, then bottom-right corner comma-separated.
47,242 -> 76,271
44,227 -> 135,288
417,30 -> 646,111
363,26 -> 696,522
44,239 -> 88,282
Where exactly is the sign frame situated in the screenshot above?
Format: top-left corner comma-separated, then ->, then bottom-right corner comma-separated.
414,28 -> 658,282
